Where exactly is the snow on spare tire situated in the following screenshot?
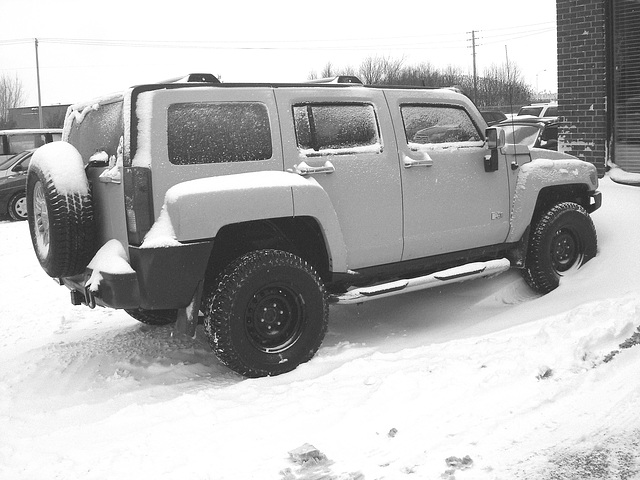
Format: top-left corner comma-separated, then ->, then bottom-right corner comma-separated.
27,142 -> 95,278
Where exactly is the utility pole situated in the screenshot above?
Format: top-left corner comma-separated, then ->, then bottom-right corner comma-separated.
469,30 -> 478,103
34,38 -> 43,128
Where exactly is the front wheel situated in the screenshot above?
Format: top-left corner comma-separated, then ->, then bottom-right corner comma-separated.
203,249 -> 328,378
523,202 -> 597,294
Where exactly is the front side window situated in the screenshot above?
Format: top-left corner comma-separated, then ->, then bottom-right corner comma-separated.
168,102 -> 272,165
293,103 -> 380,154
401,105 -> 482,145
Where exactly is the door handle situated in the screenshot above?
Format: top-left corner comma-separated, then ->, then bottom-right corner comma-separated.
292,160 -> 335,176
403,152 -> 433,168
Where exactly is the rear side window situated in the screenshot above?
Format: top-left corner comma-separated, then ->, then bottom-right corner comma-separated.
293,103 -> 380,154
168,102 -> 272,165
401,105 -> 482,144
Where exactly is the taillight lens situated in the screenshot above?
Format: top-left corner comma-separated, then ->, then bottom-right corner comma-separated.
124,166 -> 154,245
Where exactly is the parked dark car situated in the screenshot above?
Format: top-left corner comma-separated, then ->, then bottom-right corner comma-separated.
481,110 -> 508,126
0,149 -> 34,221
498,117 -> 558,151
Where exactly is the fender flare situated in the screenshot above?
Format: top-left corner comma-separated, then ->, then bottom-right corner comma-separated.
162,171 -> 349,272
507,158 -> 598,243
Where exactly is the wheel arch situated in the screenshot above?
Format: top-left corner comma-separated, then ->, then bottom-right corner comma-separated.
508,182 -> 595,245
205,216 -> 333,284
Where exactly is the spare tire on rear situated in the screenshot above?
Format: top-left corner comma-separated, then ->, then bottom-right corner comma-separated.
27,142 -> 96,278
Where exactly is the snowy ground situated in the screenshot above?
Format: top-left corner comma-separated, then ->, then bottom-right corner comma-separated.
1,176 -> 639,480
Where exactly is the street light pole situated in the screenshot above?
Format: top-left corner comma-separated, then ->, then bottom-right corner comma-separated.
34,38 -> 43,128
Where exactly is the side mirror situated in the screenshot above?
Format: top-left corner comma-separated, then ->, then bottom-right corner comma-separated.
484,127 -> 505,173
486,127 -> 505,150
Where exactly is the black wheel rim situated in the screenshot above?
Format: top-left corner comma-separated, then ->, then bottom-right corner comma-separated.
551,227 -> 579,272
245,284 -> 305,353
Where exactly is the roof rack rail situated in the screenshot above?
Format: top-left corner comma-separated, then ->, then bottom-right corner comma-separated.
305,75 -> 363,85
159,73 -> 220,84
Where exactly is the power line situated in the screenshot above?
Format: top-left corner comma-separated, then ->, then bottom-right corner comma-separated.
0,22 -> 556,53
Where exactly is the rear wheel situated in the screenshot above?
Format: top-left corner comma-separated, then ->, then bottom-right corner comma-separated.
8,192 -> 27,221
523,202 -> 597,294
203,249 -> 328,377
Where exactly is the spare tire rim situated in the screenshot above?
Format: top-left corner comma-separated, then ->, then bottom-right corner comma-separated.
33,181 -> 50,258
244,284 -> 305,354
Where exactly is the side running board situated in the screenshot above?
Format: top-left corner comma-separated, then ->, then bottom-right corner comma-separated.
330,258 -> 511,305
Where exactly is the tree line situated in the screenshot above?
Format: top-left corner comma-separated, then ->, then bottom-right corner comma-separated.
308,56 -> 533,109
0,73 -> 25,129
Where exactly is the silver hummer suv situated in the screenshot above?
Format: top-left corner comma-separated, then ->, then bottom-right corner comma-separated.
26,74 -> 601,377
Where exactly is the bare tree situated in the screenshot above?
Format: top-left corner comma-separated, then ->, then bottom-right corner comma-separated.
359,57 -> 385,84
0,74 -> 25,129
320,62 -> 335,78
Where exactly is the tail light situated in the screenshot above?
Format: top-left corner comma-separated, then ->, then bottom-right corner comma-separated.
124,166 -> 154,245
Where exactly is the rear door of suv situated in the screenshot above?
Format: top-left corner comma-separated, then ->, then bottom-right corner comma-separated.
274,87 -> 403,269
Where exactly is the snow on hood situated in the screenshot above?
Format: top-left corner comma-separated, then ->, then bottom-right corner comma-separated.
30,141 -> 89,196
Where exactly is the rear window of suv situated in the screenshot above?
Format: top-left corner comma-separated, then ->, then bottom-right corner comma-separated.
168,102 -> 272,165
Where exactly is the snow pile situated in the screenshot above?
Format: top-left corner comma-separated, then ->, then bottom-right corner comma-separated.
30,141 -> 89,195
608,161 -> 640,186
0,177 -> 639,479
86,239 -> 135,291
140,205 -> 181,248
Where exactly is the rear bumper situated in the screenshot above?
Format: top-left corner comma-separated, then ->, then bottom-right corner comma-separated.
62,240 -> 213,310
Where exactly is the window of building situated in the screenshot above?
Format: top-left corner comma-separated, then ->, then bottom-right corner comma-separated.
293,103 -> 380,154
613,0 -> 640,172
168,102 -> 272,165
401,105 -> 482,145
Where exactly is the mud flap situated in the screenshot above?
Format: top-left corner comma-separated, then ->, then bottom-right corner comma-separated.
174,280 -> 203,337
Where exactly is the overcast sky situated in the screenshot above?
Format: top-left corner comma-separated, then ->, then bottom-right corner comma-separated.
1,0 -> 558,107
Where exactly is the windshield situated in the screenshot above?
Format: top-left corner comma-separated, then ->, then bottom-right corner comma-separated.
502,124 -> 542,148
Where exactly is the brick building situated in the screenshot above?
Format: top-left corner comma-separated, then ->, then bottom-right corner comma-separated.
557,0 -> 640,175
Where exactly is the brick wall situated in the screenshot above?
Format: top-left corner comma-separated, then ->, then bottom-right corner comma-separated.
556,0 -> 608,176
